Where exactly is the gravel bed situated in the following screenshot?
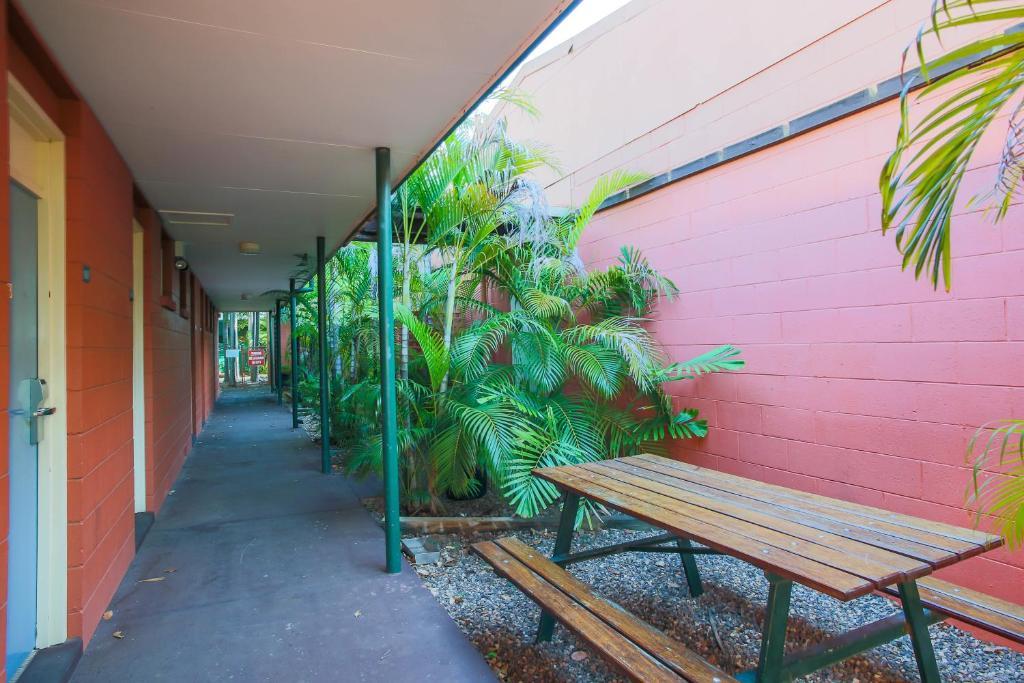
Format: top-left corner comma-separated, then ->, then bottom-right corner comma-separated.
412,527 -> 1023,682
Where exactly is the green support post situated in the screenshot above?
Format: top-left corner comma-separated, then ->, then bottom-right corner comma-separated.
537,491 -> 580,642
274,301 -> 283,404
251,311 -> 260,384
289,278 -> 299,429
898,581 -> 942,683
316,236 -> 331,474
757,573 -> 793,683
675,537 -> 704,597
376,147 -> 401,574
267,309 -> 274,392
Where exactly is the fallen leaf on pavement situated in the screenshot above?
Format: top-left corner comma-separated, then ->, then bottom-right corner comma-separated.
102,610 -> 113,621
112,631 -> 125,640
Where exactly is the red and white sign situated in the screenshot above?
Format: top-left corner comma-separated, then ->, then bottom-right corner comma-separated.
247,348 -> 267,366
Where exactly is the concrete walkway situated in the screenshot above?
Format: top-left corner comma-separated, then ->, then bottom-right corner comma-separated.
73,385 -> 494,682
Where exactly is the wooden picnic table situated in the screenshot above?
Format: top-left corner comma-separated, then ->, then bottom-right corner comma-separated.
533,454 -> 1004,683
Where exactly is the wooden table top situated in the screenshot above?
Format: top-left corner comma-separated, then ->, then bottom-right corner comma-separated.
534,454 -> 1003,601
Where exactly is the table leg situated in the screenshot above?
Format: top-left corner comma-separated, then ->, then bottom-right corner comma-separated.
536,491 -> 580,643
898,580 -> 941,683
756,573 -> 792,683
675,538 -> 704,597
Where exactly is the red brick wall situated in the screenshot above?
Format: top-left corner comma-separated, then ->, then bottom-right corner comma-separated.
582,97 -> 1024,606
0,8 -> 220,666
136,208 -> 193,514
204,305 -> 216,420
62,100 -> 136,646
190,278 -> 215,436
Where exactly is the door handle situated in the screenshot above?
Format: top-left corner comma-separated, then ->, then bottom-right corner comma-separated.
32,407 -> 56,417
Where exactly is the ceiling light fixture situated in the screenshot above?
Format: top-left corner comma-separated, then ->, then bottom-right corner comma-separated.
239,241 -> 261,256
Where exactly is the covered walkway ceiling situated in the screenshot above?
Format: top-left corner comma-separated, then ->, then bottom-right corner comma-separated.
22,0 -> 574,311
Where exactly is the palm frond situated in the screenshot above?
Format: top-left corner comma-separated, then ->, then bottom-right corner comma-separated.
520,287 -> 574,321
662,345 -> 745,381
880,1 -> 1024,290
563,342 -> 625,398
559,170 -> 651,253
450,312 -> 526,381
562,317 -> 662,392
967,419 -> 1024,548
394,303 -> 449,392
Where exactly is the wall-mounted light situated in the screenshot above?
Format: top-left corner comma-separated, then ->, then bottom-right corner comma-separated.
239,241 -> 261,256
174,256 -> 190,271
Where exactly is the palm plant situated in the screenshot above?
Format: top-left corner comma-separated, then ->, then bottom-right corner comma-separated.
343,109 -> 743,517
290,246 -> 381,444
880,0 -> 1024,546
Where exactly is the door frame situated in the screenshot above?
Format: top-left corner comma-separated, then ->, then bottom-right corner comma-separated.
8,74 -> 68,650
131,220 -> 147,512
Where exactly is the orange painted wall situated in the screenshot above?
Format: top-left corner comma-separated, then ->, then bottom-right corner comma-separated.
62,99 -> 137,646
7,16 -> 138,646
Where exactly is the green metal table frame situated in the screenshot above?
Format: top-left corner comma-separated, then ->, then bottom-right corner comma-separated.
537,491 -> 945,683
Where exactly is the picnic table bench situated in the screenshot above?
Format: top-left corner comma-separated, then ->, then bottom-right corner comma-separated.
473,454 -> 1018,682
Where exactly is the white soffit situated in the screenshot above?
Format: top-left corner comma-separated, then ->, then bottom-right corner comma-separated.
21,0 -> 574,310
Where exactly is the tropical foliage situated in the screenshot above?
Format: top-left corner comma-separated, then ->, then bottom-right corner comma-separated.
880,0 -> 1024,547
880,0 -> 1024,287
293,103 -> 743,518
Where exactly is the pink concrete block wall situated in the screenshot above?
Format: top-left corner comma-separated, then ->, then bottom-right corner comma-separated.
580,97 -> 1024,607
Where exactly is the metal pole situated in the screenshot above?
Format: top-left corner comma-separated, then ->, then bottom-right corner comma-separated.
232,313 -> 240,385
376,147 -> 401,574
275,301 -> 283,404
317,236 -> 331,474
219,314 -> 227,387
250,311 -> 258,384
289,278 -> 299,429
267,309 -> 273,392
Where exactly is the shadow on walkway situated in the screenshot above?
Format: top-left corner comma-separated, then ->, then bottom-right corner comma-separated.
73,385 -> 494,682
